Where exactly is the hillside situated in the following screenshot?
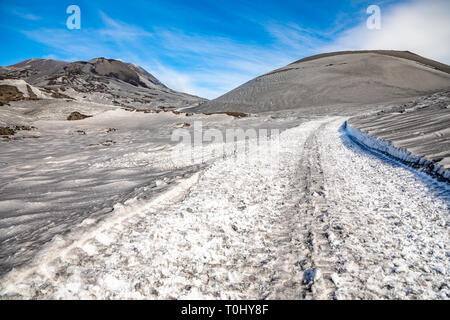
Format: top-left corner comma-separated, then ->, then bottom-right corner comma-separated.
190,50 -> 450,114
0,58 -> 206,110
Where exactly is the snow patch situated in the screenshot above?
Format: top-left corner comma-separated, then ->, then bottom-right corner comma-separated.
0,79 -> 49,99
344,122 -> 450,181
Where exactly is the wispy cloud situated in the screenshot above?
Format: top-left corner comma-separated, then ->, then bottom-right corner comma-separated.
21,12 -> 152,61
98,11 -> 153,40
147,28 -> 302,98
264,22 -> 327,51
10,8 -> 41,21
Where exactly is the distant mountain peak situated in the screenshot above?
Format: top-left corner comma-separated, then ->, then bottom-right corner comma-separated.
9,58 -> 68,70
0,57 -> 206,109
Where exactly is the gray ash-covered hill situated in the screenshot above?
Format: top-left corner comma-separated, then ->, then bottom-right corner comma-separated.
0,58 -> 206,110
189,50 -> 450,114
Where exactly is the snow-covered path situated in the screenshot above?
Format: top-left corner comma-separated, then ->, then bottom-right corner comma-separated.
0,117 -> 448,299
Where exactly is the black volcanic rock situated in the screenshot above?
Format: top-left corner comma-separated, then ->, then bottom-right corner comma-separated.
67,111 -> 92,121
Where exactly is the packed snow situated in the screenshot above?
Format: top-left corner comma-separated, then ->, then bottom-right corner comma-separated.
345,122 -> 450,180
0,117 -> 448,299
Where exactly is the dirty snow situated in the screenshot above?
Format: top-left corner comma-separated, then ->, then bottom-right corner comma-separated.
1,117 -> 448,299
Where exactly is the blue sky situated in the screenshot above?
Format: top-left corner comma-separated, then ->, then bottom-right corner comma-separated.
0,0 -> 449,98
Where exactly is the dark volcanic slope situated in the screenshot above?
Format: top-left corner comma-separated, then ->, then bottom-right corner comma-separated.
0,58 -> 206,109
1,59 -> 69,82
191,51 -> 450,114
10,58 -> 68,71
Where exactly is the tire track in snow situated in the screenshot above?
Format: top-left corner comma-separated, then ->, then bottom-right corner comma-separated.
267,123 -> 337,299
298,124 -> 337,299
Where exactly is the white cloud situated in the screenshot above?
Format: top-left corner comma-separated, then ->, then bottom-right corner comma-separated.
324,0 -> 450,64
10,8 -> 41,21
98,11 -> 153,40
21,12 -> 153,62
2,6 -> 42,21
264,22 -> 327,52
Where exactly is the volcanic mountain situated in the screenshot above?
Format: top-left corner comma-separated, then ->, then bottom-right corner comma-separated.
0,57 -> 206,109
190,50 -> 450,114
